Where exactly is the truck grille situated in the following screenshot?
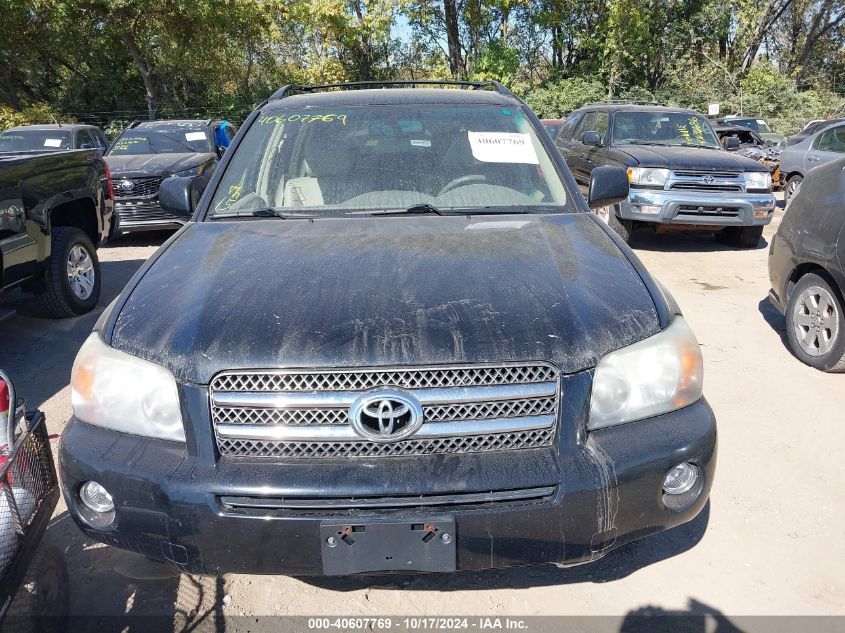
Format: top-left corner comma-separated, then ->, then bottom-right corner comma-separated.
669,170 -> 744,193
670,183 -> 743,192
113,176 -> 162,199
210,364 -> 560,458
114,200 -> 184,224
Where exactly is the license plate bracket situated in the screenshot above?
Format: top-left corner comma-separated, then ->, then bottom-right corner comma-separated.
320,519 -> 456,575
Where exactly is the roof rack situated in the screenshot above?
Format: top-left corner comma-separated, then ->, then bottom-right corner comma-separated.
585,100 -> 664,106
268,80 -> 515,101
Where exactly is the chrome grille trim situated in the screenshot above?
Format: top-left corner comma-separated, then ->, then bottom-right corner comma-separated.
211,364 -> 558,392
217,429 -> 556,459
211,382 -> 557,409
217,414 -> 556,442
210,363 -> 560,458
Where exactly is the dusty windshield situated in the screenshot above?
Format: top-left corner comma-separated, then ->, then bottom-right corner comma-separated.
613,111 -> 721,148
108,127 -> 211,155
209,104 -> 568,217
0,130 -> 72,152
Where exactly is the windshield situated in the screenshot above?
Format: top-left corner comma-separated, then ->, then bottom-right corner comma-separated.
0,129 -> 72,152
542,122 -> 563,140
728,118 -> 773,134
108,127 -> 211,155
612,112 -> 721,148
208,104 -> 568,217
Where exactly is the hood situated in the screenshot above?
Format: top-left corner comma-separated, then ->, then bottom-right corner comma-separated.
620,145 -> 768,172
105,152 -> 212,177
110,215 -> 661,383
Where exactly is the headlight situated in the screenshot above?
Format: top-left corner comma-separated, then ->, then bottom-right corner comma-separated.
627,167 -> 670,188
71,332 -> 185,442
173,164 -> 205,177
588,317 -> 703,430
744,171 -> 771,191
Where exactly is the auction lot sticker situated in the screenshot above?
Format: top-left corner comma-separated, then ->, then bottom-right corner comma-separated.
468,132 -> 539,164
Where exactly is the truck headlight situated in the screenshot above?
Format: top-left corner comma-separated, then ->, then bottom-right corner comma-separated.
588,317 -> 703,430
744,171 -> 771,191
627,167 -> 669,188
71,332 -> 185,442
173,163 -> 206,178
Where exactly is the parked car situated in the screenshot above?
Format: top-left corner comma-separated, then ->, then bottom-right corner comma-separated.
779,121 -> 845,201
714,124 -> 781,189
556,103 -> 775,247
540,118 -> 565,141
784,118 -> 845,147
0,124 -> 109,155
768,157 -> 845,372
717,116 -> 783,145
61,81 -> 716,577
0,150 -> 115,318
105,119 -> 235,233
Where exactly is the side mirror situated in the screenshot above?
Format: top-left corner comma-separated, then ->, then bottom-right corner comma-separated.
724,137 -> 740,150
581,131 -> 602,147
217,145 -> 227,155
158,176 -> 197,217
588,166 -> 629,209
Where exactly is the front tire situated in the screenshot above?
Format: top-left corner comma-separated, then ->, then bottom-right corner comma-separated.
594,204 -> 633,243
785,175 -> 803,202
717,225 -> 764,248
785,272 -> 845,372
32,227 -> 101,318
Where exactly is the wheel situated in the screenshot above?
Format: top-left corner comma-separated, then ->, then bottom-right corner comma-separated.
6,544 -> 69,631
785,175 -> 803,201
32,227 -> 101,318
593,204 -> 633,243
785,272 -> 845,372
717,225 -> 764,248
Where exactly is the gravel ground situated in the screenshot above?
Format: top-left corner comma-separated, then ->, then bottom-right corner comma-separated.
1,195 -> 843,628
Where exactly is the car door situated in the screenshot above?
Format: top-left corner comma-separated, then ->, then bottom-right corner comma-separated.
566,111 -> 597,193
583,111 -> 610,175
806,125 -> 845,172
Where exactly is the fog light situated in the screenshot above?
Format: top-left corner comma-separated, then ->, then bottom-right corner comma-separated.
640,205 -> 661,215
663,463 -> 698,495
79,481 -> 114,513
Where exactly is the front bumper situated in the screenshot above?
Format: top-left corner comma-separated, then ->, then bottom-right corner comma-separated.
59,374 -> 717,576
620,189 -> 775,226
114,199 -> 188,233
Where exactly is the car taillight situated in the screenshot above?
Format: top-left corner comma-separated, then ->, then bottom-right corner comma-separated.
103,163 -> 114,199
0,380 -> 8,417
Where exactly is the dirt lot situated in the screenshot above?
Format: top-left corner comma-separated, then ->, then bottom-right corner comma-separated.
1,198 -> 843,627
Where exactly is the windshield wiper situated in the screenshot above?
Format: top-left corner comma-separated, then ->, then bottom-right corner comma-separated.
360,203 -> 446,216
216,207 -> 316,219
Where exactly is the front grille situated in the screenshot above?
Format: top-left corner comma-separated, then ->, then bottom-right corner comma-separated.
113,176 -> 162,199
670,183 -> 743,192
673,170 -> 741,179
210,364 -> 560,458
677,204 -> 740,218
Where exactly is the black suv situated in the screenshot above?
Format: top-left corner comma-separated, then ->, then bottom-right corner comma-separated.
61,81 -> 716,576
105,119 -> 235,233
0,124 -> 109,155
556,103 -> 775,246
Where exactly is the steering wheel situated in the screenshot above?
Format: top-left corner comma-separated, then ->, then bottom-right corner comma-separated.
439,175 -> 487,195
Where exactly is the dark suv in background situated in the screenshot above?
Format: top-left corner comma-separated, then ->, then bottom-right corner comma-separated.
555,103 -> 775,247
0,124 -> 109,155
105,119 -> 235,233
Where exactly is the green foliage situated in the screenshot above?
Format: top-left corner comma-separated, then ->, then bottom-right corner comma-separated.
522,77 -> 606,118
469,41 -> 520,84
0,104 -> 58,130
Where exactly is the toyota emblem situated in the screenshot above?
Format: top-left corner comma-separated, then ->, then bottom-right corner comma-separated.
702,175 -> 715,184
349,389 -> 424,442
119,179 -> 135,192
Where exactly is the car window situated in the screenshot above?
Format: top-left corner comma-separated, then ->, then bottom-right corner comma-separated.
594,112 -> 609,144
0,129 -> 72,152
77,129 -> 94,149
612,111 -> 721,148
573,112 -> 597,142
108,126 -> 212,155
209,104 -> 570,217
816,126 -> 845,153
94,130 -> 108,149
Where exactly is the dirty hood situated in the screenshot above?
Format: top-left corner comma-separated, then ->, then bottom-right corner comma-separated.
105,152 -> 212,177
621,144 -> 768,172
110,214 -> 661,383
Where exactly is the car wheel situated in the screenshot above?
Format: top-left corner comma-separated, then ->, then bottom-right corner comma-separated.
594,204 -> 633,243
785,272 -> 845,372
718,225 -> 764,248
785,175 -> 803,201
7,544 -> 69,630
33,227 -> 101,318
